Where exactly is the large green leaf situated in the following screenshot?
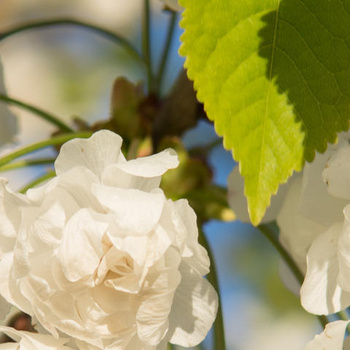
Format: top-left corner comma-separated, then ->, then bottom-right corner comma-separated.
180,0 -> 350,225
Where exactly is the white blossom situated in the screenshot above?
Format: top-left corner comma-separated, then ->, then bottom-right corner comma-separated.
0,130 -> 218,349
298,136 -> 350,315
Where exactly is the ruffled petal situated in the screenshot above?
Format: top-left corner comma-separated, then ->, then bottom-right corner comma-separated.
0,252 -> 32,315
304,320 -> 349,350
137,264 -> 181,346
102,148 -> 178,191
0,179 -> 28,255
300,223 -> 350,315
0,326 -> 73,349
58,209 -> 108,283
55,130 -> 125,177
168,263 -> 218,347
170,200 -> 210,275
93,185 -> 165,236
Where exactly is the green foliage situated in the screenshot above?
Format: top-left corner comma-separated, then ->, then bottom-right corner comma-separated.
180,0 -> 350,225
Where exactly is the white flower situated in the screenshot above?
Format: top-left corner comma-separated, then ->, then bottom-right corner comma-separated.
298,137 -> 350,315
0,56 -> 18,147
0,130 -> 218,349
304,321 -> 350,350
277,144 -> 348,274
159,0 -> 183,12
0,326 -> 75,350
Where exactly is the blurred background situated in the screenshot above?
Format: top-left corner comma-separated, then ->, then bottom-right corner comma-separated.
0,1 -> 320,349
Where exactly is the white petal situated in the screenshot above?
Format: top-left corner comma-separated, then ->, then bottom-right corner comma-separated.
323,143 -> 350,200
58,209 -> 108,283
102,149 -> 178,192
0,343 -> 17,349
277,176 -> 325,272
170,200 -> 210,275
137,267 -> 181,346
168,263 -> 218,347
25,200 -> 67,249
55,130 -> 125,177
0,326 -> 73,349
56,167 -> 102,212
0,252 -> 32,315
337,205 -> 350,291
299,151 -> 348,226
300,223 -> 350,315
227,167 -> 289,223
0,179 -> 28,254
93,185 -> 165,236
110,148 -> 178,179
304,320 -> 349,350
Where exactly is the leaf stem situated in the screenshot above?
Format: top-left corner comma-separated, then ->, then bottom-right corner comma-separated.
257,223 -> 329,328
19,170 -> 56,194
0,158 -> 55,172
156,10 -> 178,93
199,228 -> 226,350
0,19 -> 145,67
0,132 -> 92,167
0,94 -> 74,132
143,0 -> 155,93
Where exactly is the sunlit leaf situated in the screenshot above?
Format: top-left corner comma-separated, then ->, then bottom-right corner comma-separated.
180,0 -> 350,224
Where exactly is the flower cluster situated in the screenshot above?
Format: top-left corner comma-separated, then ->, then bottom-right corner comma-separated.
0,130 -> 218,349
228,132 -> 350,348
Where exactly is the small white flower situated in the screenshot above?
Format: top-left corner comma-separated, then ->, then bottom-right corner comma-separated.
0,130 -> 218,349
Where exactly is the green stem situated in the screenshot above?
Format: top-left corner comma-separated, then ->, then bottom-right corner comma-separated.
0,158 -> 55,172
0,94 -> 74,132
19,170 -> 56,194
0,19 -> 145,67
258,223 -> 303,284
258,223 -> 329,328
0,132 -> 92,167
143,0 -> 155,93
156,11 -> 178,94
198,228 -> 226,350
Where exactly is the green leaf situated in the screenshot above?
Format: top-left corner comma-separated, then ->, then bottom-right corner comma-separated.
180,0 -> 350,225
